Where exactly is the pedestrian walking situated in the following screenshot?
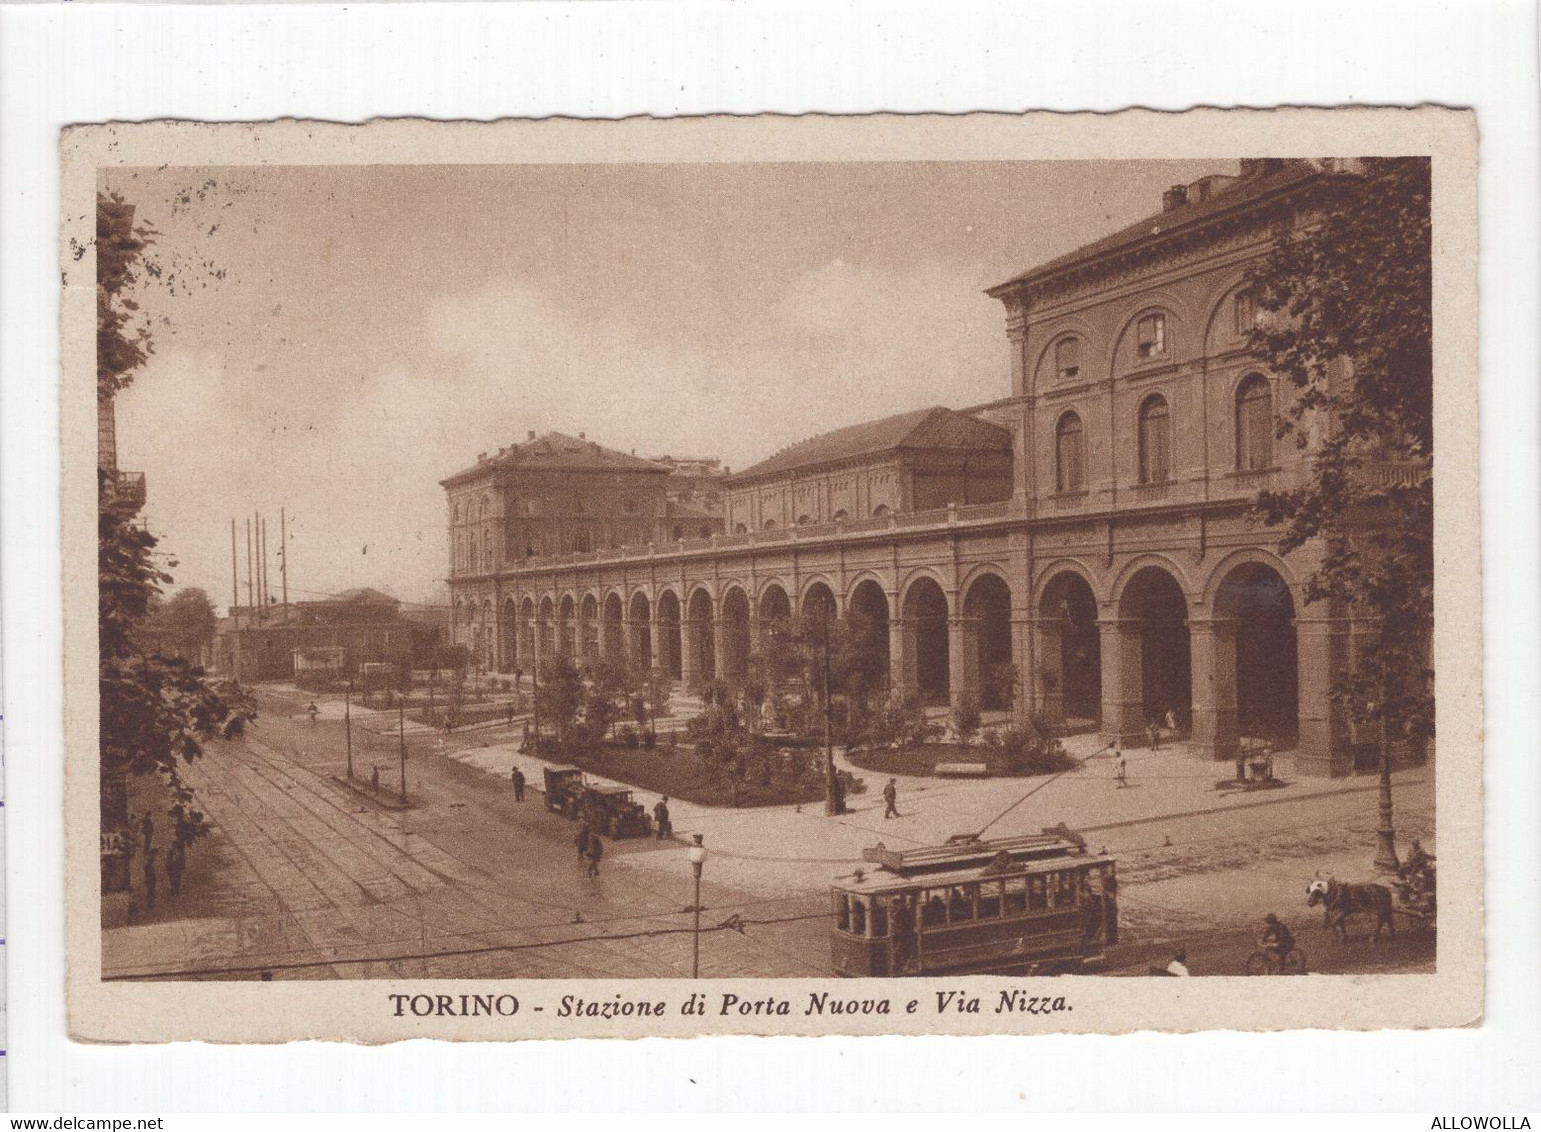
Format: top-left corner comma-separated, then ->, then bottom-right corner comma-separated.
1146,719 -> 1160,751
1115,742 -> 1128,789
653,796 -> 672,840
143,848 -> 159,910
585,832 -> 604,877
575,820 -> 593,860
882,778 -> 899,819
140,812 -> 155,855
306,700 -> 320,724
166,842 -> 186,897
511,765 -> 526,802
507,701 -> 517,729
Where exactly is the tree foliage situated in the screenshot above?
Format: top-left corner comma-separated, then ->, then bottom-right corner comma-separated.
1246,158 -> 1434,744
97,191 -> 254,835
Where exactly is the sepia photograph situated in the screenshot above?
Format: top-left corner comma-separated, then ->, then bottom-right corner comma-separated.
61,112 -> 1480,1041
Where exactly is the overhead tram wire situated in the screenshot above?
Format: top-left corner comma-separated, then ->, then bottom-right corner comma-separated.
975,737 -> 1116,838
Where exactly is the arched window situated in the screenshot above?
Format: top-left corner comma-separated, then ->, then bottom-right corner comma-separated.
1138,394 -> 1172,484
1136,312 -> 1167,359
872,504 -> 890,518
833,509 -> 849,521
796,514 -> 812,526
763,519 -> 777,530
734,523 -> 747,534
673,525 -> 683,540
1054,336 -> 1082,382
1235,373 -> 1274,471
483,529 -> 492,564
1233,289 -> 1257,336
700,525 -> 712,539
453,503 -> 462,523
1055,411 -> 1085,493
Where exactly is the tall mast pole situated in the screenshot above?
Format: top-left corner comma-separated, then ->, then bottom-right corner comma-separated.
230,519 -> 239,629
246,515 -> 255,616
280,506 -> 289,608
259,514 -> 268,610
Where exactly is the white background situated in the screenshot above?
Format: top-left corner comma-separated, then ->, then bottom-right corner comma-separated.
2,0 -> 1538,1113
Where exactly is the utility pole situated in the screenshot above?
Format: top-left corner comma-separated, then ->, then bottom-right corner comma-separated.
344,679 -> 355,780
280,506 -> 289,608
1372,680 -> 1401,875
822,616 -> 841,817
259,514 -> 269,610
245,515 -> 254,618
398,695 -> 408,804
230,519 -> 240,629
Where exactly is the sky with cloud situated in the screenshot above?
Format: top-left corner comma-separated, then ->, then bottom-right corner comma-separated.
107,158 -> 1229,608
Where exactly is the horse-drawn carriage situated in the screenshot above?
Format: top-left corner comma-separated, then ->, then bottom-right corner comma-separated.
1306,850 -> 1436,943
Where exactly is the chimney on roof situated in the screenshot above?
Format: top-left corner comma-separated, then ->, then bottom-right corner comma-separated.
579,431 -> 586,440
527,430 -> 536,442
1161,184 -> 1188,212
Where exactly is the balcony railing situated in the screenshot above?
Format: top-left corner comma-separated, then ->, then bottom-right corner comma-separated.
114,470 -> 146,510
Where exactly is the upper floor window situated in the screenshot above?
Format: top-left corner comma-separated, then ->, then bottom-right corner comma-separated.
1138,394 -> 1172,484
453,503 -> 462,523
763,519 -> 777,530
1054,337 -> 1082,382
1055,411 -> 1085,493
1136,313 -> 1167,360
1233,290 -> 1257,336
1235,374 -> 1274,471
734,523 -> 747,534
833,509 -> 849,521
872,504 -> 891,518
796,514 -> 812,526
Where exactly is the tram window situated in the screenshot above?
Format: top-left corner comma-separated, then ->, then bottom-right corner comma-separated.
1029,876 -> 1047,911
851,899 -> 867,936
871,900 -> 889,938
977,880 -> 1003,919
1004,876 -> 1028,915
836,894 -> 851,932
922,892 -> 946,927
949,887 -> 974,923
1059,873 -> 1078,906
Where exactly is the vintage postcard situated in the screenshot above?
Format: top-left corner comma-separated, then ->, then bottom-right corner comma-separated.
63,109 -> 1480,1042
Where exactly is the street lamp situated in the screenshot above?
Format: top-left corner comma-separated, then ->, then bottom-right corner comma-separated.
1370,691 -> 1401,875
344,678 -> 355,780
688,833 -> 708,978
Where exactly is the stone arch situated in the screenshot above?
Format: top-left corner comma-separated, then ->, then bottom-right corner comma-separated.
719,586 -> 752,684
1037,568 -> 1102,729
962,570 -> 1014,712
1106,292 -> 1192,374
1201,270 -> 1259,354
537,595 -> 556,661
627,590 -> 654,672
557,593 -> 577,656
800,578 -> 838,622
846,577 -> 892,691
655,589 -> 683,679
602,590 -> 625,661
1110,563 -> 1193,742
900,573 -> 951,705
1201,558 -> 1301,754
685,587 -> 715,684
1110,553 -> 1195,609
758,581 -> 793,625
579,593 -> 600,662
500,597 -> 518,672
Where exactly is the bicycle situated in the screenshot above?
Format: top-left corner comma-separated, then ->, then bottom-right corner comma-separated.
1245,947 -> 1306,975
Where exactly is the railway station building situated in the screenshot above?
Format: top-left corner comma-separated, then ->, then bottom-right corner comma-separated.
444,160 -> 1422,777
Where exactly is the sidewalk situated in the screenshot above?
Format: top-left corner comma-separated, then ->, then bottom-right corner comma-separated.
434,727 -> 1433,898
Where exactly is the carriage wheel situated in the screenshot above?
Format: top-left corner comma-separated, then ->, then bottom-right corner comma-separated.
1282,949 -> 1307,975
1244,952 -> 1272,976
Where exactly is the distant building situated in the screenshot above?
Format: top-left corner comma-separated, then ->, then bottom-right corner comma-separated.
444,160 -> 1423,776
215,588 -> 447,681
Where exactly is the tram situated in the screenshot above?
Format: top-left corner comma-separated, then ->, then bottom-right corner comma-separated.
830,825 -> 1118,977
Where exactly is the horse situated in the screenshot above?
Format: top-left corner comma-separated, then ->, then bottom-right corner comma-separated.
1306,878 -> 1395,943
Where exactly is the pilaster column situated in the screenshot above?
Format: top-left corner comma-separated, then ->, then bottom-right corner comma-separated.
1295,616 -> 1354,776
649,610 -> 667,676
948,615 -> 981,711
712,616 -> 731,683
1188,617 -> 1239,759
889,616 -> 918,702
680,616 -> 701,685
1098,616 -> 1145,745
1031,617 -> 1066,726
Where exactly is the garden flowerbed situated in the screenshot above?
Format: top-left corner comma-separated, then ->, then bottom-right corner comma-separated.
846,742 -> 1080,779
535,740 -> 846,809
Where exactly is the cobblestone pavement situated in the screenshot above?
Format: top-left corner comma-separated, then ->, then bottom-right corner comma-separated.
103,685 -> 1436,979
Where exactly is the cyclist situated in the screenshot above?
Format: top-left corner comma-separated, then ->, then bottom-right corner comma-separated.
1258,912 -> 1295,971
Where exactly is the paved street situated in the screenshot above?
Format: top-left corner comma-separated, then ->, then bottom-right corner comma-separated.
104,684 -> 1435,980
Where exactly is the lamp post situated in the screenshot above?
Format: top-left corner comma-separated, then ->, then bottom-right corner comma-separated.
344,678 -> 355,780
1371,688 -> 1401,875
821,617 -> 841,816
397,695 -> 408,805
688,833 -> 708,978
